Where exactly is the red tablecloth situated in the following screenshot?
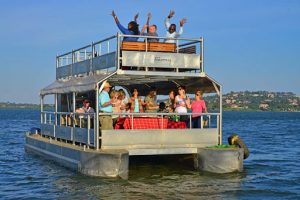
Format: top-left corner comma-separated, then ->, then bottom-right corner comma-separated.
115,117 -> 168,129
167,121 -> 187,129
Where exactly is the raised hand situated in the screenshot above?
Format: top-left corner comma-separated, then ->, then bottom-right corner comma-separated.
168,10 -> 175,18
134,13 -> 139,22
180,18 -> 187,26
111,10 -> 116,18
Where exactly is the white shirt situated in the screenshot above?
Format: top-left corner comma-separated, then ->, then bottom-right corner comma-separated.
164,17 -> 183,43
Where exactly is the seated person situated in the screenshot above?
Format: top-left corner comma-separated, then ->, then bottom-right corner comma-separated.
112,10 -> 140,41
140,13 -> 159,42
75,99 -> 95,128
164,10 -> 187,43
76,99 -> 95,114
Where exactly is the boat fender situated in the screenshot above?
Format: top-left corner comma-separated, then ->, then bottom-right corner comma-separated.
228,134 -> 250,159
29,127 -> 41,135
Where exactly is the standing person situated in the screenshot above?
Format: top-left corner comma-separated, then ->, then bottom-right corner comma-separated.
191,90 -> 208,128
111,10 -> 140,41
164,10 -> 187,43
141,13 -> 159,42
165,90 -> 176,113
174,85 -> 191,124
110,90 -> 122,125
144,87 -> 159,113
98,82 -> 113,130
129,88 -> 144,113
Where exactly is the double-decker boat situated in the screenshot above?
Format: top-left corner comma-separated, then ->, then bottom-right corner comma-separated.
25,34 -> 243,179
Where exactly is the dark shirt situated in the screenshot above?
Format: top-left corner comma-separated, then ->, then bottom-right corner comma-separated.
141,32 -> 159,42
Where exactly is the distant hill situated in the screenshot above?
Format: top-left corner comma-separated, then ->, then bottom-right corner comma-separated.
205,91 -> 300,111
1,91 -> 299,112
0,102 -> 53,110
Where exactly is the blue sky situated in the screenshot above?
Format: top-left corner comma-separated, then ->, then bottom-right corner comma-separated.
0,0 -> 299,103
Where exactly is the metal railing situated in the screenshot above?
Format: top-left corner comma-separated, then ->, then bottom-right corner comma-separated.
55,34 -> 204,79
40,111 -> 219,148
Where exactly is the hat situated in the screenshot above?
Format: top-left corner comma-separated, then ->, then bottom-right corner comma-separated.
104,82 -> 112,88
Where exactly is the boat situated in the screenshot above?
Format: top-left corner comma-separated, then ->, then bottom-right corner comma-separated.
25,33 -> 244,179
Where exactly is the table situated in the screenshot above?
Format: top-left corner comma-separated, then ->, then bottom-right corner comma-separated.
115,117 -> 168,129
167,121 -> 187,129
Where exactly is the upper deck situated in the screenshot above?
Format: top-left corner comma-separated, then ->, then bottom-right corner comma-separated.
56,34 -> 204,80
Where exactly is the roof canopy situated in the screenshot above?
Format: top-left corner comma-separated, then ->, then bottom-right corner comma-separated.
40,71 -> 221,96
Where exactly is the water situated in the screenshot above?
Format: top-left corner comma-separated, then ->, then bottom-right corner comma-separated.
0,110 -> 300,199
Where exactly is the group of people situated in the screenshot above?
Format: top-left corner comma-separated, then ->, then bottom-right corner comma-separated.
111,10 -> 187,43
98,82 -> 207,130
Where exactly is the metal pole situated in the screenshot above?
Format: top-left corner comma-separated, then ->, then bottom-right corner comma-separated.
116,33 -> 120,70
201,37 -> 204,73
96,85 -> 99,150
40,95 -> 44,124
219,85 -> 223,145
72,92 -> 76,144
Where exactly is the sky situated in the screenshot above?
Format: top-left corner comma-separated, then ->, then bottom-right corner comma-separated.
0,0 -> 299,103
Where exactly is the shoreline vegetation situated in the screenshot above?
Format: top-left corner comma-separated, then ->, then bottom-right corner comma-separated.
1,91 -> 299,112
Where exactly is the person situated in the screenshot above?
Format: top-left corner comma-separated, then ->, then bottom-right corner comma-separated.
164,10 -> 187,43
191,90 -> 208,128
144,87 -> 159,113
111,10 -> 140,41
174,85 -> 191,124
75,99 -> 95,128
110,90 -> 123,125
98,82 -> 113,130
141,13 -> 159,42
76,99 -> 95,114
129,88 -> 144,113
165,90 -> 176,113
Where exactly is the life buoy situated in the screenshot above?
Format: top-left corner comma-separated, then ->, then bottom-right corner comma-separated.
228,134 -> 250,159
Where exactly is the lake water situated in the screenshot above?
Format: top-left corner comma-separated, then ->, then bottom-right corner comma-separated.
0,110 -> 299,199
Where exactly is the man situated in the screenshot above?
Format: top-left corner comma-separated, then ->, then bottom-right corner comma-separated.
164,10 -> 187,43
99,82 -> 113,130
141,13 -> 159,42
75,99 -> 95,128
144,87 -> 159,113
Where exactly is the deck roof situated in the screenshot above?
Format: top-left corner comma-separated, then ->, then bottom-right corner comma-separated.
40,70 -> 221,96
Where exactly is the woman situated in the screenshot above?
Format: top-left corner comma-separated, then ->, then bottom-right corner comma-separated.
129,88 -> 144,113
110,90 -> 122,125
191,90 -> 208,128
165,90 -> 175,113
112,10 -> 140,41
174,85 -> 191,124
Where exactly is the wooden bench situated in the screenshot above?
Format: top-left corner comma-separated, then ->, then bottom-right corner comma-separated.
121,41 -> 176,52
178,45 -> 196,54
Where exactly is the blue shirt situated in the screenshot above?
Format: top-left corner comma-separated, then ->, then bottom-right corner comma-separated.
117,22 -> 139,41
99,91 -> 112,113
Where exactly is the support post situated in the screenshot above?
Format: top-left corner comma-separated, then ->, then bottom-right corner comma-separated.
96,84 -> 99,150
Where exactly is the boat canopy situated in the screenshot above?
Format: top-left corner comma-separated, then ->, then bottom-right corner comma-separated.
40,71 -> 221,96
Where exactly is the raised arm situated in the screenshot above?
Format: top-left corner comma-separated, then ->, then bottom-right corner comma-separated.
134,13 -> 139,22
176,18 -> 186,37
165,10 -> 175,29
111,10 -> 131,34
111,10 -> 120,24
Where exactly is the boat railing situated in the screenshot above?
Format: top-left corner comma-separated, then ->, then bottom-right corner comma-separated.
56,34 -> 204,79
40,110 -> 220,149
